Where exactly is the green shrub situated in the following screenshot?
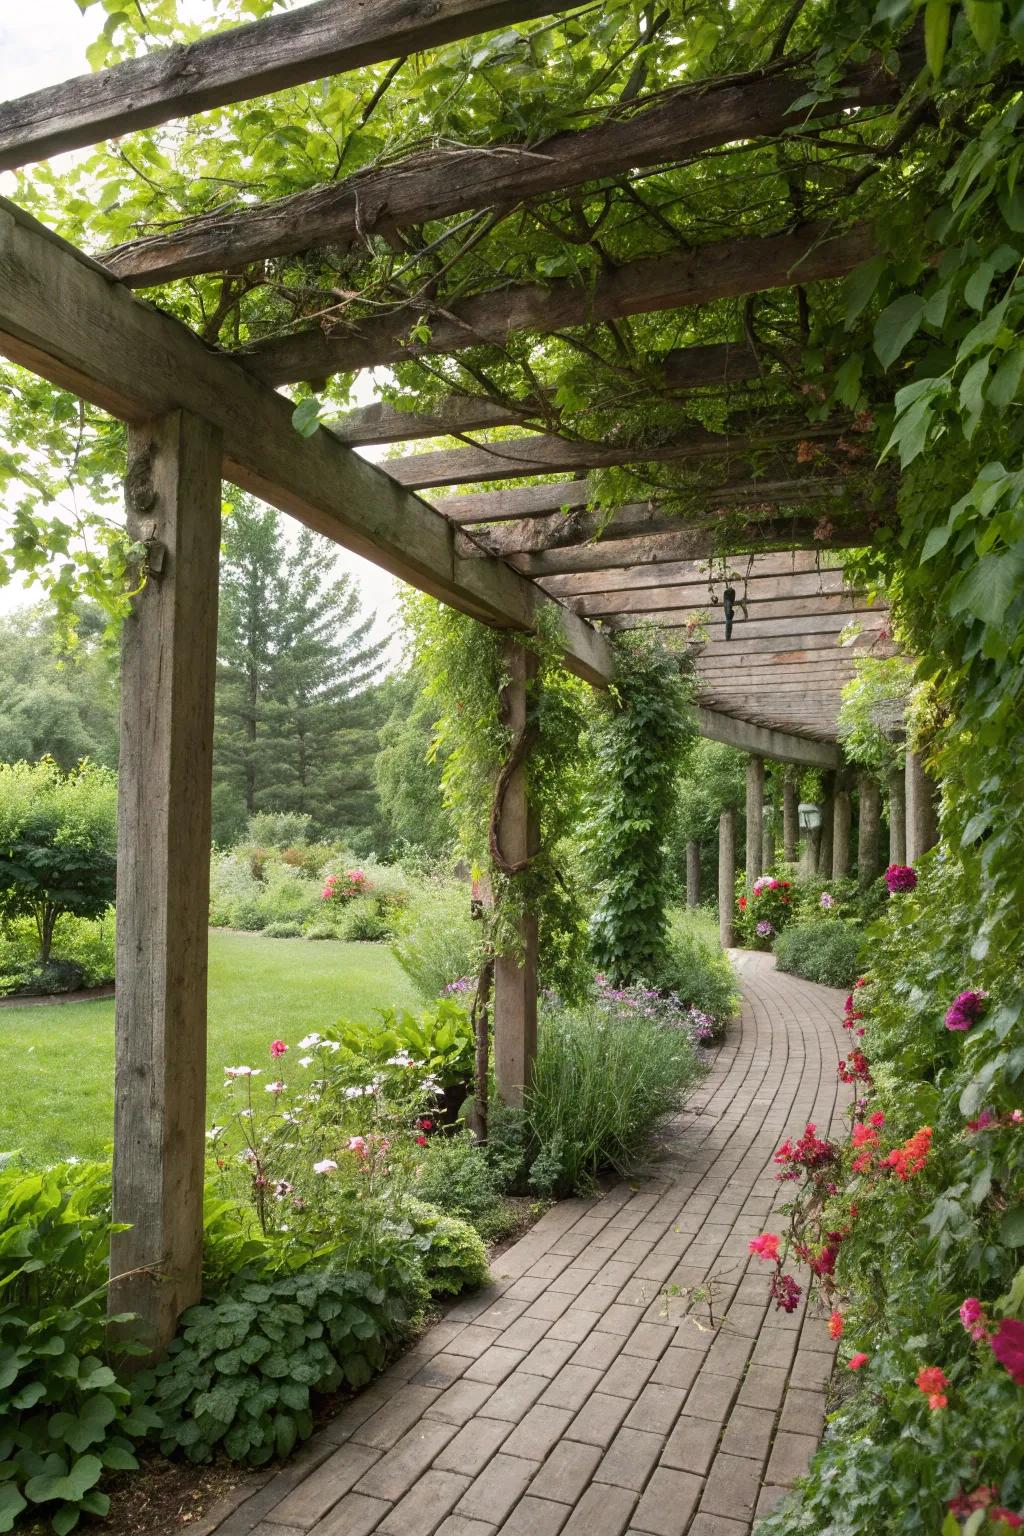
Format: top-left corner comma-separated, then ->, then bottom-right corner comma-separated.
263,921 -> 304,939
141,1264 -> 416,1467
303,921 -> 340,941
208,849 -> 262,927
390,882 -> 482,998
403,1198 -> 490,1294
774,919 -> 865,989
340,899 -> 392,942
523,998 -> 704,1196
652,908 -> 739,1030
246,812 -> 313,849
0,1162 -> 158,1535
413,1133 -> 504,1231
327,999 -> 475,1093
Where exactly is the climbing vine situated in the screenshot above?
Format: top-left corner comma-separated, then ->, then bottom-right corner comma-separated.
586,625 -> 696,984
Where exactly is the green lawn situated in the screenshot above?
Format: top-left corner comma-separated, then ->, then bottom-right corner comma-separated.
0,931 -> 422,1167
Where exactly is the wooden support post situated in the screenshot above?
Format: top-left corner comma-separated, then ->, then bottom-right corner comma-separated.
888,762 -> 907,866
817,771 -> 835,877
686,841 -> 701,909
833,783 -> 852,879
745,756 -> 764,889
109,410 -> 222,1360
492,641 -> 539,1109
857,773 -> 882,889
719,809 -> 736,948
782,769 -> 799,861
905,749 -> 937,864
762,809 -> 776,872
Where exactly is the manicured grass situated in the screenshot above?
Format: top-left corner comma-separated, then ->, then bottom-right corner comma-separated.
0,930 -> 422,1166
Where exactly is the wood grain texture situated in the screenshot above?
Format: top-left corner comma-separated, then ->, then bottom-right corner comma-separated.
106,57 -> 904,284
539,548 -> 844,596
0,197 -> 612,686
237,223 -> 876,383
571,569 -> 854,615
719,809 -> 736,946
698,711 -> 841,768
501,522 -> 875,577
109,410 -> 221,1359
746,755 -> 765,888
0,0 -> 567,171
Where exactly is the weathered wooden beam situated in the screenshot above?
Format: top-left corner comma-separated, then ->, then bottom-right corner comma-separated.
0,197 -> 612,687
719,809 -> 736,945
586,594 -> 869,625
386,418 -> 841,489
696,707 -> 841,767
539,548 -> 842,596
746,755 -> 765,887
237,223 -> 876,384
503,522 -> 876,577
109,409 -> 221,1358
619,609 -> 873,637
106,55 -> 905,285
696,630 -> 891,660
572,569 -> 853,615
0,0 -> 570,172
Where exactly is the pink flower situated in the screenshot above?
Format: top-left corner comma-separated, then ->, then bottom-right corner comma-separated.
313,1158 -> 338,1175
270,1040 -> 288,1058
870,1111 -> 885,1128
828,1311 -> 843,1340
749,1233 -> 780,1262
884,863 -> 917,894
960,1297 -> 990,1343
347,1137 -> 367,1155
848,1352 -> 869,1370
945,989 -> 988,1032
993,1511 -> 1024,1530
416,1135 -> 428,1147
991,1318 -> 1024,1386
264,1079 -> 285,1095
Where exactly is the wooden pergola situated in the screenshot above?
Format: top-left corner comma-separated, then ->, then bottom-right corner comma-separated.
0,0 -> 935,1355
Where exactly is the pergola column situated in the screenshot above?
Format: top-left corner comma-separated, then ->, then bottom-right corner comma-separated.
857,773 -> 882,888
888,762 -> 907,865
817,771 -> 835,877
109,410 -> 222,1359
833,781 -> 852,879
492,640 -> 539,1108
719,808 -> 736,948
782,769 -> 798,862
905,749 -> 938,864
745,755 -> 764,888
686,841 -> 700,908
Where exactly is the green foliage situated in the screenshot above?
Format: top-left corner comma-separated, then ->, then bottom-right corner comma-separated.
246,812 -> 314,850
651,908 -> 740,1029
412,1132 -> 507,1236
588,627 -> 696,984
402,1199 -> 490,1295
338,900 -> 393,943
773,920 -> 866,990
373,671 -> 454,860
0,606 -> 118,772
0,761 -> 117,966
0,913 -> 114,998
141,1264 -> 415,1466
837,657 -> 917,775
522,994 -> 704,1196
328,1000 -> 475,1093
262,921 -> 304,939
0,1162 -> 158,1535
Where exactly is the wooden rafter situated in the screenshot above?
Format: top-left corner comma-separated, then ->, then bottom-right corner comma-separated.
0,0 -> 573,171
236,222 -> 876,384
501,524 -> 876,577
570,569 -> 855,615
105,53 -> 907,286
538,548 -> 842,595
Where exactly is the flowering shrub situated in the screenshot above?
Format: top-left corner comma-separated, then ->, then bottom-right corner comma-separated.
322,869 -> 370,905
735,871 -> 795,948
760,852 -> 1024,1536
884,862 -> 918,894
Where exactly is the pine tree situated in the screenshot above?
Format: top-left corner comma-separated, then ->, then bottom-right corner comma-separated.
214,498 -> 388,842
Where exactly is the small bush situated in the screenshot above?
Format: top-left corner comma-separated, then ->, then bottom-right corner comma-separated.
391,882 -> 483,998
524,998 -> 704,1196
774,919 -> 865,989
208,849 -> 262,926
652,908 -> 740,1032
413,1133 -> 504,1232
246,811 -> 313,849
263,921 -> 304,939
340,899 -> 392,943
403,1198 -> 490,1294
303,922 -> 340,941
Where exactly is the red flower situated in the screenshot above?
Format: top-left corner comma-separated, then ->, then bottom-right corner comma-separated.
828,1311 -> 843,1340
749,1233 -> 780,1262
881,1125 -> 932,1181
991,1318 -> 1024,1386
915,1365 -> 949,1410
848,1352 -> 869,1370
993,1511 -> 1024,1530
738,896 -> 747,911
270,1040 -> 288,1058
415,1135 -> 428,1147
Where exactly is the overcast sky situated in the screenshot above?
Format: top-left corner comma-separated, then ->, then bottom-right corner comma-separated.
0,2 -> 404,656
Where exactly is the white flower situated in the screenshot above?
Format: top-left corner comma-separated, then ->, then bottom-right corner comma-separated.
240,1148 -> 258,1164
265,1080 -> 286,1094
224,1065 -> 261,1079
281,1110 -> 301,1124
323,1040 -> 340,1053
297,1033 -> 321,1049
206,1125 -> 224,1142
313,1158 -> 338,1175
343,1084 -> 374,1099
298,1055 -> 313,1068
273,1180 -> 293,1200
386,1053 -> 413,1068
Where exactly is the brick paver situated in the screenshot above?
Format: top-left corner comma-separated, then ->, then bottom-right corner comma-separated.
205,953 -> 848,1536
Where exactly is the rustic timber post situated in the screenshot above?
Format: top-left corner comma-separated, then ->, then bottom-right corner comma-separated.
686,841 -> 701,908
833,780 -> 852,879
492,640 -> 540,1109
109,410 -> 222,1360
719,809 -> 736,948
817,771 -> 835,877
762,800 -> 776,870
905,749 -> 938,864
782,769 -> 798,862
745,756 -> 764,889
857,773 -> 882,889
888,762 -> 907,866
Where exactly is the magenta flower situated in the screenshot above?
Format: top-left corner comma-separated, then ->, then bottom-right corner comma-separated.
885,864 -> 918,894
945,990 -> 988,1032
960,1297 -> 990,1343
991,1318 -> 1024,1386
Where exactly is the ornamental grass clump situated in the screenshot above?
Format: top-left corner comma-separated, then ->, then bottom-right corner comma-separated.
523,994 -> 705,1196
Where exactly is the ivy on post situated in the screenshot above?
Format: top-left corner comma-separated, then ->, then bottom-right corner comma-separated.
110,409 -> 222,1361
491,639 -> 540,1109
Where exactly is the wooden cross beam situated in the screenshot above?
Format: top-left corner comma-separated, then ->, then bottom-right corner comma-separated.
484,522 -> 877,577
0,0 -> 572,171
104,53 -> 906,286
613,609 -> 875,637
695,707 -> 842,767
385,418 -> 843,489
571,568 -> 855,615
236,222 -> 876,384
538,548 -> 841,595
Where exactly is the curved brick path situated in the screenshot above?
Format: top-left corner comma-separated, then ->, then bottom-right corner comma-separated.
205,953 -> 849,1536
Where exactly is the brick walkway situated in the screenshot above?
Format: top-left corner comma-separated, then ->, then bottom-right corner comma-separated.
207,952 -> 849,1536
